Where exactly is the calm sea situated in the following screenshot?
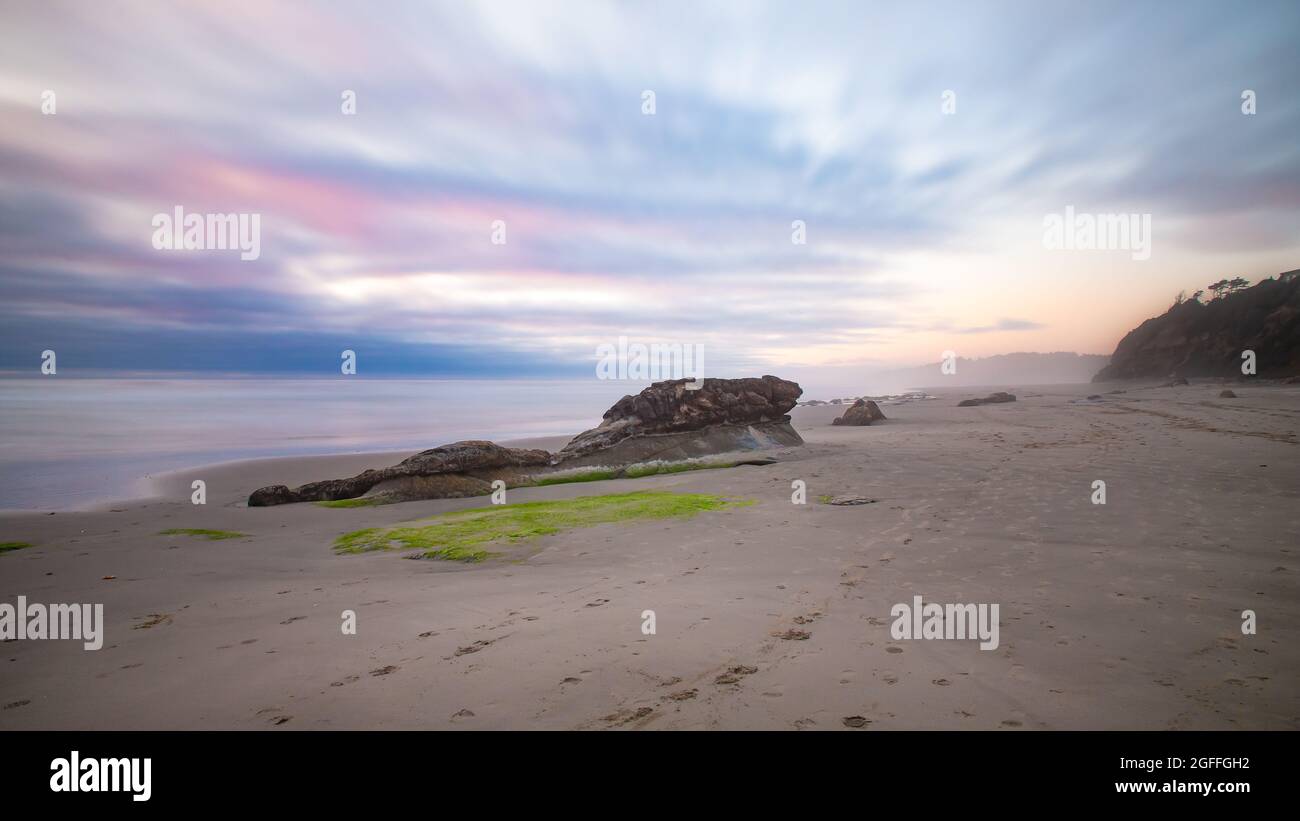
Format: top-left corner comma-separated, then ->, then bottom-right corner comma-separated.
0,378 -> 640,510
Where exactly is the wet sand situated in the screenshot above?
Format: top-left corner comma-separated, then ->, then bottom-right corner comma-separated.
1,381 -> 1297,729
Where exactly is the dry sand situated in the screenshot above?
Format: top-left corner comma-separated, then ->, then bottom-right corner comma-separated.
1,381 -> 1297,729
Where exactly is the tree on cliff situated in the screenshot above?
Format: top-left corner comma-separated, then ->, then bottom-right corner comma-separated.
1207,277 -> 1250,300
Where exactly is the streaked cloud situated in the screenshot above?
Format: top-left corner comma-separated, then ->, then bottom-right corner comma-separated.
1,0 -> 1297,375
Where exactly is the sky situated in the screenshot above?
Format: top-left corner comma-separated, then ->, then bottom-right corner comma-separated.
1,0 -> 1298,382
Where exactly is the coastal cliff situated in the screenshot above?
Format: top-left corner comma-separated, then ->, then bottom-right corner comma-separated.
1093,271 -> 1300,381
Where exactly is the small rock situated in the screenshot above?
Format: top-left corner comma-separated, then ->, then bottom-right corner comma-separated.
831,399 -> 887,426
827,494 -> 876,506
958,392 -> 1016,407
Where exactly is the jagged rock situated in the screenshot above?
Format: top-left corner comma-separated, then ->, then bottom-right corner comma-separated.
247,484 -> 299,507
831,399 -> 886,426
1219,389 -> 1238,398
556,376 -> 803,465
249,377 -> 806,506
1094,271 -> 1300,381
247,441 -> 550,506
957,392 -> 1017,407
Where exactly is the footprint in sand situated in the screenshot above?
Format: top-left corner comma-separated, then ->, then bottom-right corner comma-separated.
886,646 -> 904,654
663,689 -> 698,701
454,638 -> 496,657
132,613 -> 172,630
330,675 -> 361,687
369,665 -> 398,676
714,665 -> 758,685
774,628 -> 811,641
842,715 -> 871,728
585,599 -> 611,608
280,616 -> 306,625
602,706 -> 654,725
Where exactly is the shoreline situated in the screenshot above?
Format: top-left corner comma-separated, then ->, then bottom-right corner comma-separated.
5,377 -> 1292,515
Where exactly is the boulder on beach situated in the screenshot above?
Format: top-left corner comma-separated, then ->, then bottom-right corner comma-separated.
248,376 -> 805,506
555,375 -> 803,467
831,399 -> 886,426
1219,389 -> 1237,398
957,392 -> 1017,407
248,440 -> 551,506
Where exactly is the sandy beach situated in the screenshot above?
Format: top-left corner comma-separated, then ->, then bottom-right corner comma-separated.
1,380 -> 1297,730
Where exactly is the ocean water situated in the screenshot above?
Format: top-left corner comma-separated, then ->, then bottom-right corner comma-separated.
0,378 -> 642,510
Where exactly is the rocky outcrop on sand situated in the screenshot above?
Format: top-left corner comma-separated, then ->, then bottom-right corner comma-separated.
831,399 -> 886,426
1093,271 -> 1300,381
248,376 -> 805,506
248,441 -> 551,506
957,392 -> 1017,407
554,376 -> 803,466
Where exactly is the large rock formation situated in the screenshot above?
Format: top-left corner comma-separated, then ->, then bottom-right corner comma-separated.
831,399 -> 886,426
555,376 -> 803,466
248,441 -> 550,506
1093,272 -> 1300,381
247,376 -> 805,506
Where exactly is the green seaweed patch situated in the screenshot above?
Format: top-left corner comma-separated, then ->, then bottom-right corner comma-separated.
0,541 -> 33,554
315,496 -> 387,508
159,528 -> 248,540
623,460 -> 735,478
817,494 -> 833,504
530,468 -> 620,486
333,491 -> 752,561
